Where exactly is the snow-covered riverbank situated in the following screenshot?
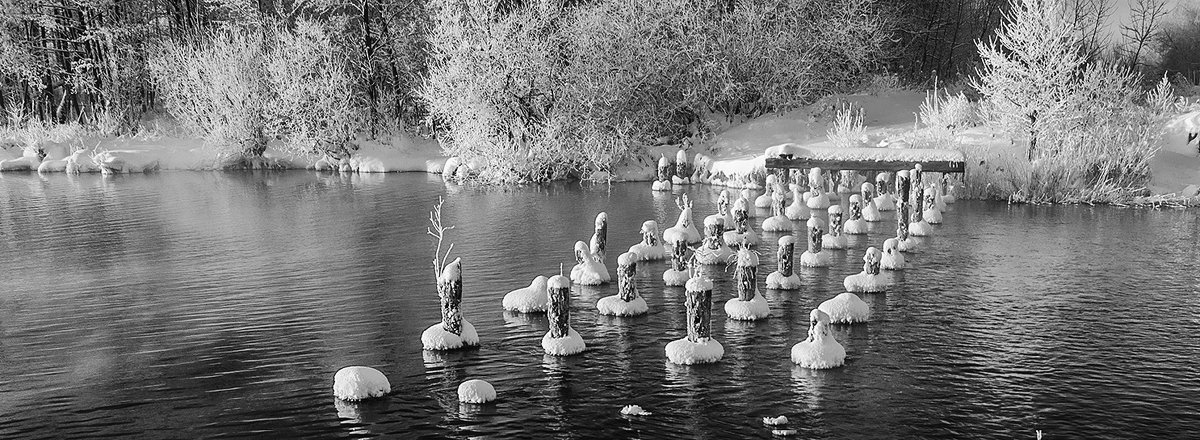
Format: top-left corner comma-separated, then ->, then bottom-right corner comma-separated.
4,91 -> 1197,203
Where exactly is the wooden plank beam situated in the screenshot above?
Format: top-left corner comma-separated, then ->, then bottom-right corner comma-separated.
765,157 -> 965,173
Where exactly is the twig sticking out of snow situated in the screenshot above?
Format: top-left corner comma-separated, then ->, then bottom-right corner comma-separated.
427,197 -> 455,279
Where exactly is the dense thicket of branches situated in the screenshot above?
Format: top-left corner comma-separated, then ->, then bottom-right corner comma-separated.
0,0 -> 431,132
0,0 -> 1195,177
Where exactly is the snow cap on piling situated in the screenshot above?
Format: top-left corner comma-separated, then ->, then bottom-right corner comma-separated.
676,149 -> 688,163
808,167 -> 822,182
883,238 -> 899,251
640,220 -> 658,233
704,214 -> 724,227
737,248 -> 759,266
658,155 -> 671,167
595,212 -> 607,227
807,217 -> 825,230
849,194 -> 862,204
549,275 -> 571,289
766,174 -> 778,186
733,197 -> 749,212
439,257 -> 462,282
865,247 -> 881,261
617,252 -> 638,266
897,170 -> 910,179
778,235 -> 796,246
686,277 -> 713,292
861,182 -> 874,192
828,205 -> 843,215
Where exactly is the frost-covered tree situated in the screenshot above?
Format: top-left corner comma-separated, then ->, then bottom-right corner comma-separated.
972,0 -> 1087,161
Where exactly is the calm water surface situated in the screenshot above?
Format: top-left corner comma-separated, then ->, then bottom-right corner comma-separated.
1,171 -> 1198,439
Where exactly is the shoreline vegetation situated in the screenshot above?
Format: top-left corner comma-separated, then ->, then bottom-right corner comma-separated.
2,0 -> 1199,205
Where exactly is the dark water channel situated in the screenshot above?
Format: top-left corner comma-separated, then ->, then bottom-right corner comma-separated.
1,171 -> 1198,439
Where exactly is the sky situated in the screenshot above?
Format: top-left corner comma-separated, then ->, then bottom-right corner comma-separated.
1105,0 -> 1190,40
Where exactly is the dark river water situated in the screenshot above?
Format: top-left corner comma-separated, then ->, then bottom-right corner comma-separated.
1,171 -> 1199,439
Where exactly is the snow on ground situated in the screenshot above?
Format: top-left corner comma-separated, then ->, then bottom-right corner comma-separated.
0,130 -> 447,174
1151,112 -> 1200,197
2,92 -> 1197,198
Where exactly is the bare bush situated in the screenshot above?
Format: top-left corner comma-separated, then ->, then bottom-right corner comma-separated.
826,103 -> 866,148
422,0 -> 890,183
148,28 -> 270,157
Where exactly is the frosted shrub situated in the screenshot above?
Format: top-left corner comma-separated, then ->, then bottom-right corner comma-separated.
266,21 -> 360,159
969,0 -> 1160,203
919,90 -> 977,132
972,0 -> 1086,162
826,103 -> 865,148
149,29 -> 270,158
422,0 -> 889,182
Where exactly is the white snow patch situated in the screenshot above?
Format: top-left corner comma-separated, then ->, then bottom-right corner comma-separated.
597,295 -> 649,316
818,292 -> 871,324
421,320 -> 479,350
542,327 -> 586,356
724,292 -> 770,321
333,366 -> 391,401
665,337 -> 724,365
457,379 -> 497,404
503,276 -> 549,313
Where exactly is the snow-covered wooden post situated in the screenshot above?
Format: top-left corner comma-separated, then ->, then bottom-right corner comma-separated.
864,247 -> 881,275
685,279 -> 713,341
438,258 -> 464,335
736,250 -> 758,301
733,200 -> 749,235
653,155 -> 673,191
911,165 -> 924,224
671,238 -> 688,272
547,275 -> 571,338
808,218 -> 825,255
658,155 -> 674,181
875,172 -> 889,197
828,206 -> 844,238
590,212 -> 608,262
896,170 -> 911,241
617,252 -> 637,302
861,182 -> 875,203
675,149 -> 690,182
848,196 -> 862,223
777,236 -> 795,278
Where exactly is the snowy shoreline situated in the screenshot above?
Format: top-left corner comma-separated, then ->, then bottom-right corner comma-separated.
4,92 -> 1198,204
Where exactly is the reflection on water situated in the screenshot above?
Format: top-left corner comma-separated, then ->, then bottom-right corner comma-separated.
1,171 -> 1200,439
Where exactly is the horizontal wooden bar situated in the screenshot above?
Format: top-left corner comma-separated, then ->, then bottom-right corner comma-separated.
765,157 -> 965,173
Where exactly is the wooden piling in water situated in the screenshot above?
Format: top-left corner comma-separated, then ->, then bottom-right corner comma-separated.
912,165 -> 924,224
671,238 -> 689,272
777,236 -> 795,278
617,252 -> 638,302
808,217 -> 826,254
685,278 -> 713,342
547,275 -> 571,338
896,170 -> 911,240
590,212 -> 608,261
735,249 -> 759,301
438,258 -> 463,335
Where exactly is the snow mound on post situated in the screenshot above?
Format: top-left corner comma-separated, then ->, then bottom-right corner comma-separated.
333,366 -> 391,401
